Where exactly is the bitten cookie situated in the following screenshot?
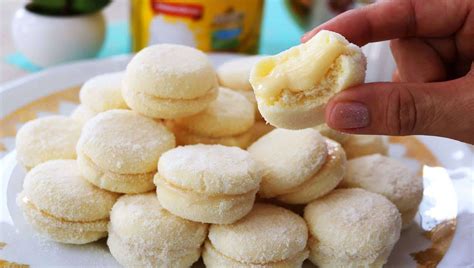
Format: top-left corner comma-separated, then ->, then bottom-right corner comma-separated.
343,134 -> 388,159
248,128 -> 346,204
17,160 -> 119,244
16,116 -> 82,169
340,154 -> 423,228
167,87 -> 255,148
76,110 -> 175,193
203,203 -> 309,267
154,144 -> 261,224
250,30 -> 366,129
108,193 -> 208,268
122,44 -> 218,119
79,71 -> 128,113
304,188 -> 401,268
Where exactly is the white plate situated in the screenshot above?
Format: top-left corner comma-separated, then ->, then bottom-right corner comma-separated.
0,52 -> 473,267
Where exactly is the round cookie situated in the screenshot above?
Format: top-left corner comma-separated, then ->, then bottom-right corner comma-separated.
304,188 -> 402,268
17,160 -> 119,244
70,105 -> 97,125
343,134 -> 388,159
122,44 -> 218,119
168,87 -> 255,148
108,193 -> 208,268
173,87 -> 254,137
79,71 -> 128,113
340,154 -> 423,228
16,115 -> 82,170
247,128 -> 329,199
76,110 -> 175,193
155,144 -> 261,224
277,138 -> 347,204
217,55 -> 266,91
314,123 -> 349,144
203,203 -> 309,267
250,30 -> 366,129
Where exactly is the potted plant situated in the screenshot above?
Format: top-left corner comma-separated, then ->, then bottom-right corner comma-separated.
12,0 -> 110,67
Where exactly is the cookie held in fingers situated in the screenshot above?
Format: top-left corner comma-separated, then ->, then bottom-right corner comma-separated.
250,30 -> 366,129
76,110 -> 175,193
122,44 -> 218,119
203,203 -> 309,267
16,115 -> 82,170
107,193 -> 208,268
154,144 -> 261,224
304,188 -> 402,268
17,160 -> 119,244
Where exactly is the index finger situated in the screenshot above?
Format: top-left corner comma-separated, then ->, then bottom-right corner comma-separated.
301,0 -> 469,46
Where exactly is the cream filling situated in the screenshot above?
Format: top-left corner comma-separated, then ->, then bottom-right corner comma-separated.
251,30 -> 347,102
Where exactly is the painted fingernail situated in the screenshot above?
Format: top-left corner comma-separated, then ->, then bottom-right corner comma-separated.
329,102 -> 370,129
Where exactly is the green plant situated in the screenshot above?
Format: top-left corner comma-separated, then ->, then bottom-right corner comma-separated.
27,0 -> 110,16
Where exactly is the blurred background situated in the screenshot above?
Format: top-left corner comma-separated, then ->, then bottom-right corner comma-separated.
0,0 -> 372,84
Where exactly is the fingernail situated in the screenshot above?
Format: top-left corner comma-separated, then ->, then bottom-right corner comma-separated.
329,102 -> 370,129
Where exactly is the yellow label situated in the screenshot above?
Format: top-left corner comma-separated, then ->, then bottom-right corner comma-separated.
131,0 -> 264,53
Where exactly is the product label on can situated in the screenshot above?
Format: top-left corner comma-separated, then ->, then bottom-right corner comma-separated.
131,0 -> 264,53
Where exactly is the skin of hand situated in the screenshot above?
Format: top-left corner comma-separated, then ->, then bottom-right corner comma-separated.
302,0 -> 474,144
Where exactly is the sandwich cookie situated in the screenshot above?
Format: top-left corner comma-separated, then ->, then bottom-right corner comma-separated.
122,44 -> 218,119
340,154 -> 423,228
154,144 -> 261,224
108,193 -> 208,268
77,110 -> 175,193
304,188 -> 402,268
17,160 -> 119,244
248,128 -> 346,204
167,87 -> 255,148
79,71 -> 128,113
203,203 -> 309,267
16,115 -> 82,170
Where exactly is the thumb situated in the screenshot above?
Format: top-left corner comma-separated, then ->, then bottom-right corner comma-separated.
325,70 -> 474,144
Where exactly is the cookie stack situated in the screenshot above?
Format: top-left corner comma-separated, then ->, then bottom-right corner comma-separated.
16,32 -> 424,268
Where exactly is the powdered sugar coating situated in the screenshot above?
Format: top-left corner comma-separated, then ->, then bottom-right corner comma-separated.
247,128 -> 328,198
304,188 -> 401,267
341,154 -> 423,215
277,138 -> 347,204
158,144 -> 261,195
109,193 -> 207,250
77,110 -> 175,174
79,71 -> 128,113
22,160 -> 119,222
208,203 -> 308,264
124,44 -> 218,99
174,87 -> 255,137
16,115 -> 82,169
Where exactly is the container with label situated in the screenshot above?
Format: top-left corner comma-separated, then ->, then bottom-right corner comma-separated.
131,0 -> 264,53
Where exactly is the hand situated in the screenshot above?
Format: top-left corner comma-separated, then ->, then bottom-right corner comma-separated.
303,0 -> 474,144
